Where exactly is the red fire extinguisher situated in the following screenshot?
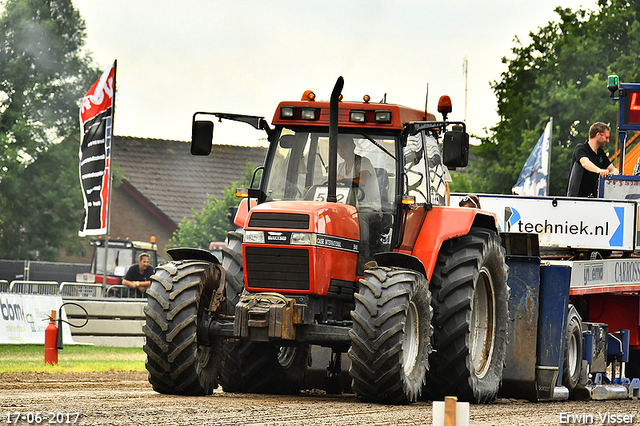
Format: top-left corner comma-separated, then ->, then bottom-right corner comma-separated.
44,310 -> 58,365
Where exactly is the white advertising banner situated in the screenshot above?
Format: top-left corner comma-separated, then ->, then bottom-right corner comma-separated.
0,293 -> 74,345
450,194 -> 637,251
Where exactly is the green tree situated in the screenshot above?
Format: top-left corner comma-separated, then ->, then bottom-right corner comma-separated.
449,171 -> 472,194
463,0 -> 640,196
0,139 -> 82,259
0,0 -> 100,259
168,163 -> 256,249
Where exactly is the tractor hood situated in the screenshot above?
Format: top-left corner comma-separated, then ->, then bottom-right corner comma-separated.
244,201 -> 360,242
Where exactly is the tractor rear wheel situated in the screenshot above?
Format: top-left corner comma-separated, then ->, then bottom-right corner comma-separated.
143,260 -> 223,395
563,305 -> 583,393
348,266 -> 433,404
426,228 -> 509,403
220,341 -> 311,394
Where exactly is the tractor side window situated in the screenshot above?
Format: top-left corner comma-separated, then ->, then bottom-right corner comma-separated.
265,138 -> 290,201
265,129 -> 309,201
424,132 -> 451,207
404,133 -> 429,204
353,136 -> 395,212
351,135 -> 397,256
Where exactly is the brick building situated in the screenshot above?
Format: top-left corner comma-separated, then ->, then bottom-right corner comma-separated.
100,136 -> 267,259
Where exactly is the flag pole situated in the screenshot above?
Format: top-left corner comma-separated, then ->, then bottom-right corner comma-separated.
102,60 -> 117,289
546,117 -> 553,196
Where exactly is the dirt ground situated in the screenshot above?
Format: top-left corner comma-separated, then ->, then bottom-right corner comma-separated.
1,371 -> 639,425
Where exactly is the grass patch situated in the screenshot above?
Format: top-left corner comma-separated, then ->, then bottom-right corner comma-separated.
0,344 -> 146,373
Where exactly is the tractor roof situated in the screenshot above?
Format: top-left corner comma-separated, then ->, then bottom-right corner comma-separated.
272,99 -> 426,130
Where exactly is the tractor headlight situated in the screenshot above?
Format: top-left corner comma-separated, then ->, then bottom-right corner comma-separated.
350,110 -> 366,123
280,106 -> 294,118
244,230 -> 265,243
300,109 -> 317,120
375,110 -> 392,123
290,232 -> 316,246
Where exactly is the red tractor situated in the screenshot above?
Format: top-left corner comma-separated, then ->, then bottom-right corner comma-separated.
143,78 -> 509,404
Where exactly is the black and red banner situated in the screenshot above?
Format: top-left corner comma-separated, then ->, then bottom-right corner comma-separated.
78,62 -> 116,236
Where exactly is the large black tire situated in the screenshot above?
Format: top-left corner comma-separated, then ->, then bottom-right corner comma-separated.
426,228 -> 509,403
348,266 -> 433,404
220,341 -> 311,394
143,260 -> 223,395
563,305 -> 583,392
222,230 -> 244,313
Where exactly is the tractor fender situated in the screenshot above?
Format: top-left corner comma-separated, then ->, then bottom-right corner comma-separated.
411,206 -> 499,281
234,198 -> 258,228
374,252 -> 426,278
167,247 -> 221,264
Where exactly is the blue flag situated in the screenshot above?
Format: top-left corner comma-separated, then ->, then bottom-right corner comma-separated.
512,118 -> 552,196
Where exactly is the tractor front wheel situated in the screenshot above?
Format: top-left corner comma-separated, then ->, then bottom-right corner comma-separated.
348,266 -> 433,404
143,260 -> 223,395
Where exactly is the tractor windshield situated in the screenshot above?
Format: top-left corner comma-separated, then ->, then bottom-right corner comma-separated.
264,128 -> 397,212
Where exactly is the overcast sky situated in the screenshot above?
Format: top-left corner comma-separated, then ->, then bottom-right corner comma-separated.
73,0 -> 599,146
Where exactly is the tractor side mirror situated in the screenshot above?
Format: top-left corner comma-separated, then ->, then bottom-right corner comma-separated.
191,120 -> 213,155
442,126 -> 469,168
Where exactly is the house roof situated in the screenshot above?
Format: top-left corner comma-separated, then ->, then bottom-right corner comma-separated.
111,136 -> 267,226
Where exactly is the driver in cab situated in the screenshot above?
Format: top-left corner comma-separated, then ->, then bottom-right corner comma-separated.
336,134 -> 380,209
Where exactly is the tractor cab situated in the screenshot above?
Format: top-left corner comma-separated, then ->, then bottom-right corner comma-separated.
191,90 -> 468,278
257,126 -> 455,267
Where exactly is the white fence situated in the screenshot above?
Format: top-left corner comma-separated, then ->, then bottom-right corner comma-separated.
2,280 -> 146,347
3,280 -> 143,299
9,280 -> 59,295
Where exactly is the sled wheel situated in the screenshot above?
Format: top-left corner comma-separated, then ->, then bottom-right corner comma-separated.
563,305 -> 583,392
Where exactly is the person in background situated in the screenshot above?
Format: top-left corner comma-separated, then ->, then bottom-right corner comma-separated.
122,252 -> 154,296
459,194 -> 481,209
566,122 -> 619,197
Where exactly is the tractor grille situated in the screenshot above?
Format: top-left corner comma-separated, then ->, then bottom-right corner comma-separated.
248,212 -> 310,230
245,246 -> 310,290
